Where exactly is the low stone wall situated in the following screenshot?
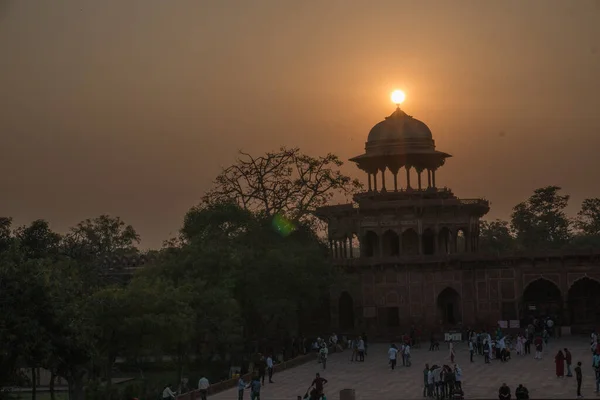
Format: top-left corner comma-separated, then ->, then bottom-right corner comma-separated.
177,351 -> 331,400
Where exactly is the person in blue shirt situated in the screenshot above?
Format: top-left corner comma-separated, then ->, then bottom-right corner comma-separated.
248,377 -> 261,400
238,376 -> 247,400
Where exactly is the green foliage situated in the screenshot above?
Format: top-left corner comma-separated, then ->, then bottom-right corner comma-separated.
510,186 -> 571,250
576,198 -> 600,236
478,219 -> 516,254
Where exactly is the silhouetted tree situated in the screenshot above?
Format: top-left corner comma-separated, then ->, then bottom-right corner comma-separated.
510,186 -> 571,250
201,147 -> 362,225
479,219 -> 516,254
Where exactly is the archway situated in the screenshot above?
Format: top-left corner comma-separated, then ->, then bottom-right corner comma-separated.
401,229 -> 419,255
438,227 -> 451,255
422,228 -> 435,255
338,292 -> 355,330
522,278 -> 562,319
381,230 -> 400,256
363,231 -> 379,257
568,278 -> 600,330
437,287 -> 461,325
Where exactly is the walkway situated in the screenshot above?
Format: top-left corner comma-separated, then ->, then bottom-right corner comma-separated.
210,337 -> 598,399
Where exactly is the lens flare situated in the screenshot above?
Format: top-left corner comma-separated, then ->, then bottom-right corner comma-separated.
272,214 -> 296,237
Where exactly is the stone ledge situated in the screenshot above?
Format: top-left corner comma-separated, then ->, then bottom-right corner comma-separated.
177,350 -> 334,400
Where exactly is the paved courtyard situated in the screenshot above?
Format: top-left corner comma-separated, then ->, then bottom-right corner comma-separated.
210,337 -> 598,400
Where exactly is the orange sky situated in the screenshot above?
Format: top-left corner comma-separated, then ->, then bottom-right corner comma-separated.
1,0 -> 600,248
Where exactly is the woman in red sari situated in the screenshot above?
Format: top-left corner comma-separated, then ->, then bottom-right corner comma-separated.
555,349 -> 565,377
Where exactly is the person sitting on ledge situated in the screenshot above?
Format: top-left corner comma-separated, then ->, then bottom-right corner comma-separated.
515,384 -> 529,399
499,383 -> 511,400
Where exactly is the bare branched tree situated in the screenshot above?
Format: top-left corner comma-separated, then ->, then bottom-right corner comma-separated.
202,147 -> 362,223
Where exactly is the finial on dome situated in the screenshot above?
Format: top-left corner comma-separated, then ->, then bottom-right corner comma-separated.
391,90 -> 406,108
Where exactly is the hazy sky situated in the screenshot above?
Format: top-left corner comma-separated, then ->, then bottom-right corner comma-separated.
1,0 -> 600,249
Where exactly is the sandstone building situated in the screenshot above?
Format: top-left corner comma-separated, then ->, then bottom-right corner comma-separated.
316,105 -> 600,336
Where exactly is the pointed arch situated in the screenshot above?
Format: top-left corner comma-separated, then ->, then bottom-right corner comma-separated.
568,277 -> 600,329
422,228 -> 435,255
522,278 -> 562,318
363,231 -> 379,258
438,227 -> 451,255
382,230 -> 400,256
401,229 -> 419,255
437,287 -> 461,325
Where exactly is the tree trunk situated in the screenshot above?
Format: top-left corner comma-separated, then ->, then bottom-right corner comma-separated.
105,354 -> 113,400
68,376 -> 85,400
49,370 -> 56,400
31,367 -> 37,400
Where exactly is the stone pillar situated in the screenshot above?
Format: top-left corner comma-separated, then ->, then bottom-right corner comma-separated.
342,239 -> 348,258
348,237 -> 353,258
373,171 -> 378,192
417,168 -> 423,190
431,169 -> 437,188
367,173 -> 372,191
466,232 -> 471,253
398,232 -> 403,255
405,165 -> 412,189
380,167 -> 387,192
427,169 -> 432,188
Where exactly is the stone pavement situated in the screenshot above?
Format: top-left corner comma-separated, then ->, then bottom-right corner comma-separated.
210,337 -> 598,399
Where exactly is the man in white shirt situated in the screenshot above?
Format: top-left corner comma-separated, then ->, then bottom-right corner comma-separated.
319,345 -> 329,370
404,344 -> 412,367
388,344 -> 398,370
198,376 -> 210,400
357,337 -> 365,362
162,383 -> 177,399
266,354 -> 275,383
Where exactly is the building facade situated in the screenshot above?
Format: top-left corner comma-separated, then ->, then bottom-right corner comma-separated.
316,105 -> 600,336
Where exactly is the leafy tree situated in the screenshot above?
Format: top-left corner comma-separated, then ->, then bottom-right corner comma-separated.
177,203 -> 335,344
0,217 -> 13,254
478,219 -> 516,254
576,198 -> 600,236
201,147 -> 362,225
62,215 -> 141,284
63,214 -> 140,259
510,186 -> 571,250
14,219 -> 62,260
0,259 -> 53,392
89,277 -> 197,399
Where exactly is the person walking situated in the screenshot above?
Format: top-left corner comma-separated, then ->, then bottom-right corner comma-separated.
555,350 -> 565,378
388,344 -> 398,370
198,376 -> 210,400
266,354 -> 275,383
422,364 -> 430,397
319,345 -> 328,370
249,376 -> 261,400
469,340 -> 474,363
575,361 -> 583,398
404,343 -> 412,367
564,348 -> 573,377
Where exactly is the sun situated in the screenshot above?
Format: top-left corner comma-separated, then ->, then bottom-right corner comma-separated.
391,89 -> 406,105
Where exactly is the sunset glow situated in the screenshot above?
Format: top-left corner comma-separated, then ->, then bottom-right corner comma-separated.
391,90 -> 406,105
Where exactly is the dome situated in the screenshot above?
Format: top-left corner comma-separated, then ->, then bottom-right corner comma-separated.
367,108 -> 432,142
